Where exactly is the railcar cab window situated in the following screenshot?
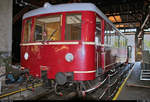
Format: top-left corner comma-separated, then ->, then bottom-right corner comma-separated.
65,14 -> 81,40
95,16 -> 101,44
34,15 -> 61,41
24,19 -> 32,42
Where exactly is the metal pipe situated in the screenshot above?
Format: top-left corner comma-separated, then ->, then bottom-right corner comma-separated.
82,76 -> 108,93
98,86 -> 109,100
54,83 -> 63,96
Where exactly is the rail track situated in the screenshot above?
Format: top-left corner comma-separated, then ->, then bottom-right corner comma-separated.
37,63 -> 134,100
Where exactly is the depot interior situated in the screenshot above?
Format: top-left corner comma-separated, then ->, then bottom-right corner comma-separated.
0,0 -> 150,100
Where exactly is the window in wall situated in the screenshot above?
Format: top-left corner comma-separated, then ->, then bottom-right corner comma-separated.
144,34 -> 150,52
111,28 -> 115,47
108,26 -> 112,45
95,16 -> 101,44
122,37 -> 126,48
24,19 -> 32,42
65,14 -> 81,40
119,36 -> 122,48
123,38 -> 126,47
118,32 -> 120,48
125,39 -> 127,47
120,36 -> 124,48
109,27 -> 114,46
34,15 -> 61,41
114,31 -> 119,48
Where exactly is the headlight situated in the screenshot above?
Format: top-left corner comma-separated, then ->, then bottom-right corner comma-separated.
65,53 -> 74,62
24,52 -> 29,60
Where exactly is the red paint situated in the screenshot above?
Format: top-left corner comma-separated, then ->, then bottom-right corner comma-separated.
21,11 -> 96,81
21,20 -> 25,43
21,44 -> 95,80
81,12 -> 96,41
61,13 -> 66,41
30,18 -> 35,42
101,20 -> 105,70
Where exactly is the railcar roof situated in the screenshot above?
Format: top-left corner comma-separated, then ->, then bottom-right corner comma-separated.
23,3 -> 126,38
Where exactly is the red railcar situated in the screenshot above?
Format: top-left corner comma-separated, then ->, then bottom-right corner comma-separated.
20,3 -> 128,87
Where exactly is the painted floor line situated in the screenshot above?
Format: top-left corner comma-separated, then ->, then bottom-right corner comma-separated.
0,83 -> 42,99
112,63 -> 136,100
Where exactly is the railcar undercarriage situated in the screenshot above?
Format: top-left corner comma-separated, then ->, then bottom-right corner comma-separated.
32,62 -> 133,100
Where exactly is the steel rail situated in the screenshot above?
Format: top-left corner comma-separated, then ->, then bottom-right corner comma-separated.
82,75 -> 109,93
92,64 -> 131,100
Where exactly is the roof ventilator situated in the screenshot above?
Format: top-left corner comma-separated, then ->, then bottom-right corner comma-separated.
44,2 -> 52,8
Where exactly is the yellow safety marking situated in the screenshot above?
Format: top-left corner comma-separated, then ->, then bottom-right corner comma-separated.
0,83 -> 42,99
112,63 -> 135,100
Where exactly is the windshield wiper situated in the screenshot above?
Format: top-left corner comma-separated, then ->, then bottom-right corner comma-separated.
48,28 -> 58,41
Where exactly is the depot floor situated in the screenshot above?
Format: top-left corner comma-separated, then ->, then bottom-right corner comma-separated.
117,62 -> 150,100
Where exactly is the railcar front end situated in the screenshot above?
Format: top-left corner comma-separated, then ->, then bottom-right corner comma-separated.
20,11 -> 97,84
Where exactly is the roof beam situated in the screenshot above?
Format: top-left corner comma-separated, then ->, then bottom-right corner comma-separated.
138,13 -> 150,37
13,6 -> 30,24
113,21 -> 140,24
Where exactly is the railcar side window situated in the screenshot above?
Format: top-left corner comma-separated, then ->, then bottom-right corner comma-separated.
115,32 -> 119,48
95,16 -> 101,44
120,36 -> 124,48
111,29 -> 115,47
104,23 -> 110,45
65,14 -> 81,40
34,15 -> 61,41
24,19 -> 32,42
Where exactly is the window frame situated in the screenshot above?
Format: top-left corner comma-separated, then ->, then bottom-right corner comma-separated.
22,18 -> 33,43
22,11 -> 99,43
33,14 -> 62,42
95,14 -> 103,44
65,13 -> 82,41
95,15 -> 102,45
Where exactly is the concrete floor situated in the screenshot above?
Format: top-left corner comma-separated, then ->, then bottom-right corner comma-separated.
117,62 -> 150,101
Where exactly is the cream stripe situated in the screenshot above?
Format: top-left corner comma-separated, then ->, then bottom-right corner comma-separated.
100,44 -> 105,46
82,42 -> 95,45
20,42 -> 79,46
48,42 -> 79,45
20,42 -> 42,46
74,70 -> 96,73
104,44 -> 112,47
96,43 -> 102,46
20,42 -> 110,46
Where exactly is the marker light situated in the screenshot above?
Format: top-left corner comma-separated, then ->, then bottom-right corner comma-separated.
24,52 -> 29,60
65,53 -> 74,62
